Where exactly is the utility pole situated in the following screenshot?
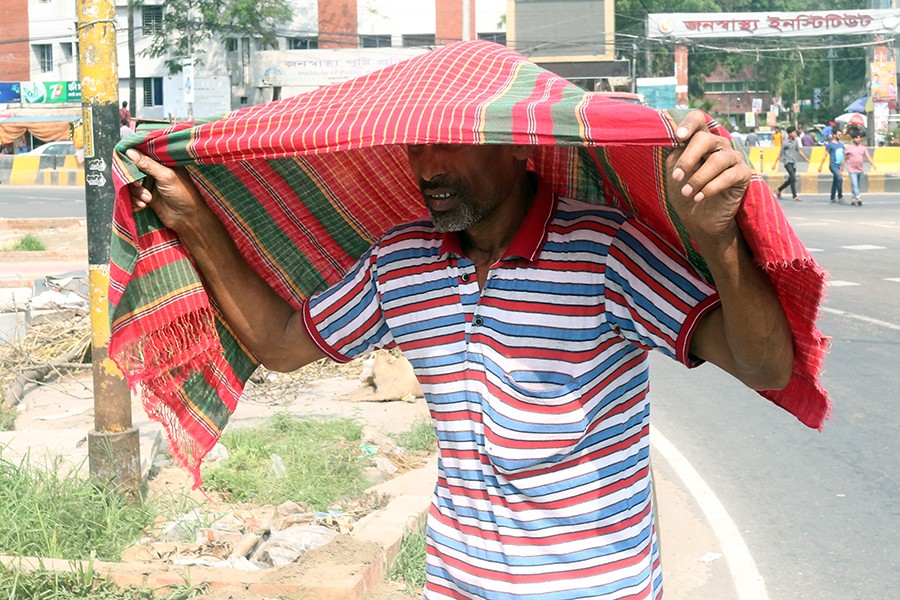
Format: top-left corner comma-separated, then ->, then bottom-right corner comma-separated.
77,0 -> 141,497
127,0 -> 136,116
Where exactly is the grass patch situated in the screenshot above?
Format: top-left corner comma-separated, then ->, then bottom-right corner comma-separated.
4,234 -> 47,252
0,559 -> 206,599
389,519 -> 427,594
202,413 -> 370,508
390,417 -> 436,453
0,455 -> 154,562
0,404 -> 15,431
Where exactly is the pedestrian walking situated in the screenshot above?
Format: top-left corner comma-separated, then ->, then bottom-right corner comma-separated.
840,132 -> 876,206
127,110 -> 795,600
772,125 -> 784,147
112,42 -> 829,600
818,129 -> 845,203
772,125 -> 810,201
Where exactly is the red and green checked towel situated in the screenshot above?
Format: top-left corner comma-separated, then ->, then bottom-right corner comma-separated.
110,41 -> 830,486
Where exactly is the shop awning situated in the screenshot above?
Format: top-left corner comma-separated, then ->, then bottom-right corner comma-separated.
0,114 -> 80,143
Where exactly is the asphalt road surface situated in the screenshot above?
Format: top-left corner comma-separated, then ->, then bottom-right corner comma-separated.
652,193 -> 899,600
4,185 -> 898,598
0,185 -> 86,219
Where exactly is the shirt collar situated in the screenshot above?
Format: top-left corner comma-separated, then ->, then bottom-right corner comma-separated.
440,177 -> 556,263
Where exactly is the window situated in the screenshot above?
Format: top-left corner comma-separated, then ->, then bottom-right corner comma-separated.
706,81 -> 745,93
478,32 -> 507,45
289,37 -> 318,50
143,6 -> 163,35
34,44 -> 53,73
360,34 -> 391,48
402,34 -> 435,48
142,77 -> 163,106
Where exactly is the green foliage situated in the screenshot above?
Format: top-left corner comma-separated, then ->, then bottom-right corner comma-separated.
390,418 -> 437,453
0,559 -> 206,599
0,455 -> 153,562
3,234 -> 46,252
142,0 -> 293,74
389,519 -> 428,594
202,413 -> 369,508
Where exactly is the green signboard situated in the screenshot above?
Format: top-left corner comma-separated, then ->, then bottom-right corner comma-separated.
20,80 -> 82,104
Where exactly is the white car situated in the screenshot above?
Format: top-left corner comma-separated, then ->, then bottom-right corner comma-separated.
23,141 -> 76,156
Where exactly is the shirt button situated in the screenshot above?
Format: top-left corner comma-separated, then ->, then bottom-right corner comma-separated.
473,316 -> 484,327
461,273 -> 470,281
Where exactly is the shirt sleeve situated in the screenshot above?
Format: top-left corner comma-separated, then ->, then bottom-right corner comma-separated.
302,244 -> 394,363
604,216 -> 720,367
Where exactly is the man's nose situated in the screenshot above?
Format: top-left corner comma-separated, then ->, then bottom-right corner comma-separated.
408,145 -> 446,182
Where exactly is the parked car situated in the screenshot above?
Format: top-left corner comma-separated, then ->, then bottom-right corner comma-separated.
596,91 -> 648,106
755,130 -> 774,147
23,141 -> 76,156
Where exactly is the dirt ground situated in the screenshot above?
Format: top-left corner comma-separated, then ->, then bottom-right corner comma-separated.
135,362 -> 433,600
0,218 -> 88,260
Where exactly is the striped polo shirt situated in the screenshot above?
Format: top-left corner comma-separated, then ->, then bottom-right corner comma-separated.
303,180 -> 720,599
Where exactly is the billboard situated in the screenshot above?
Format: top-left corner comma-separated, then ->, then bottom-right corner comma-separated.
252,48 -> 429,89
871,60 -> 897,100
636,77 -> 677,109
0,83 -> 21,103
20,81 -> 82,104
648,9 -> 900,40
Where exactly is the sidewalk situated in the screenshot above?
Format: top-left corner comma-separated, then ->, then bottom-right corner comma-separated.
0,223 -> 739,598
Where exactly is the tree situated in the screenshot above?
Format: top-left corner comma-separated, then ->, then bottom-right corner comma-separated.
143,0 -> 293,74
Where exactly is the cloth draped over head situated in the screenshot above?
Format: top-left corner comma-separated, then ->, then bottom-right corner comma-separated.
110,41 -> 830,487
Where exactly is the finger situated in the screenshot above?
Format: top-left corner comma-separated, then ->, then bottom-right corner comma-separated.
671,130 -> 726,182
674,111 -> 709,143
680,151 -> 746,201
126,148 -> 169,182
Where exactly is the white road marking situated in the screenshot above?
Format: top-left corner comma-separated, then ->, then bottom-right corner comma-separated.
820,307 -> 900,331
884,278 -> 900,283
806,247 -> 823,252
841,244 -> 885,250
827,280 -> 860,287
651,425 -> 769,600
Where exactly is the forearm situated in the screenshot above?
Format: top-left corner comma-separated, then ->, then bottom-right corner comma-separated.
692,226 -> 794,390
176,208 -> 324,372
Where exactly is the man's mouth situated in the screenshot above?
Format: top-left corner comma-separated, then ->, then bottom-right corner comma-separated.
425,190 -> 457,211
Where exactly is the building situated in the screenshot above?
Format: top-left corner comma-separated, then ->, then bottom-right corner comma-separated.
2,0 -> 626,144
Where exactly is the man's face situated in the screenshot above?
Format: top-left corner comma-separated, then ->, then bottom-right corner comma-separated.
406,144 -> 531,232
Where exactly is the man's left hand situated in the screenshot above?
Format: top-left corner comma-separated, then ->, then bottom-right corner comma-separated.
666,112 -> 751,241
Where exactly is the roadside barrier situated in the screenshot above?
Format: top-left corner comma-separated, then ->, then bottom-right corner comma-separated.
1,155 -> 84,186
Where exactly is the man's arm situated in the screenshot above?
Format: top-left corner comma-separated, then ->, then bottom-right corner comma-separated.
668,114 -> 794,391
126,149 -> 326,372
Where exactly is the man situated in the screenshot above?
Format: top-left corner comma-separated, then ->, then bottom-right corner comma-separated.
772,125 -> 783,147
127,110 -> 792,599
841,130 -> 877,206
818,129 -> 845,203
119,100 -> 131,124
744,126 -> 759,147
772,125 -> 810,201
120,118 -> 134,140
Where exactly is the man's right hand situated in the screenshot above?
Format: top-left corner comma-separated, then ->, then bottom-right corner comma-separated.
124,148 -> 327,372
126,149 -> 209,233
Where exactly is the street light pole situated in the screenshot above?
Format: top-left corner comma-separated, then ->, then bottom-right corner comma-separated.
77,0 -> 141,498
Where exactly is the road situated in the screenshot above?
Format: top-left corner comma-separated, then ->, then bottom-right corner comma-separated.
0,186 -> 86,219
652,193 -> 900,600
3,185 -> 898,598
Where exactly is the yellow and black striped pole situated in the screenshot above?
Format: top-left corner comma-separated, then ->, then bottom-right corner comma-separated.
77,0 -> 141,497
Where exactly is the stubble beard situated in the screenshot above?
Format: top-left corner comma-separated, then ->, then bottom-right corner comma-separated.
422,180 -> 483,233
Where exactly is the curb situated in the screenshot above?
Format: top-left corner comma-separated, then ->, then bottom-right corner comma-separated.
0,456 -> 436,599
